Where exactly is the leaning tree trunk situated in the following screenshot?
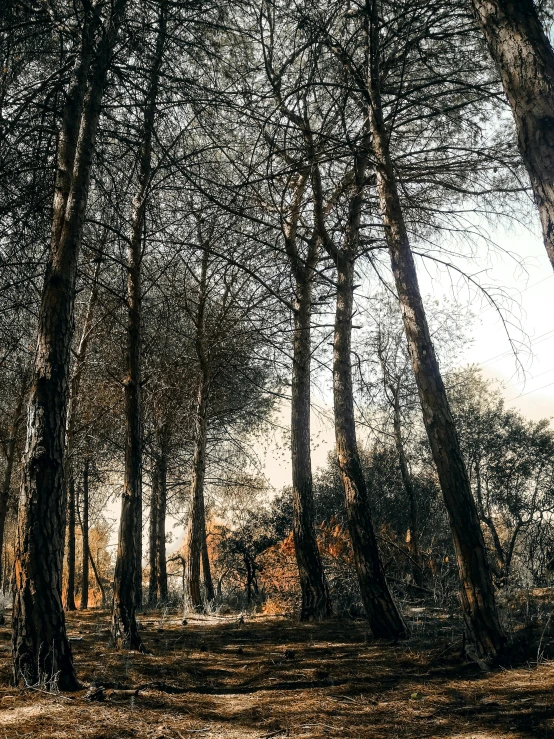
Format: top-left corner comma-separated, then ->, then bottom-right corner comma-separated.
291,275 -> 331,620
64,477 -> 77,611
186,377 -> 209,611
0,371 -> 27,590
471,0 -> 554,270
112,2 -> 165,647
334,256 -> 407,639
12,0 -> 126,689
80,459 -> 89,610
367,0 -> 505,661
148,464 -> 159,605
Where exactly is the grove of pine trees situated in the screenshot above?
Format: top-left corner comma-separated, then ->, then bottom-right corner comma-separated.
1,0 -> 554,735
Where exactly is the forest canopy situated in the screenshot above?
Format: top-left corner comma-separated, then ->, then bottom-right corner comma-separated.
1,2 -> 554,732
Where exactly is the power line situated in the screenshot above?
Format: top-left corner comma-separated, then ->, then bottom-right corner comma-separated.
507,380 -> 554,402
480,328 -> 554,366
503,366 -> 554,391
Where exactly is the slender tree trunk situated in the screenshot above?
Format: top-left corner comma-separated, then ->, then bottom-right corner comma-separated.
278,170 -> 331,620
291,275 -> 331,620
186,245 -> 212,612
62,256 -> 101,607
65,477 -> 77,611
128,197 -> 143,615
334,257 -> 407,639
12,0 -> 126,689
201,521 -> 215,604
471,0 -> 554,270
156,448 -> 168,601
0,371 -> 27,590
80,460 -> 89,610
89,549 -> 106,608
186,377 -> 209,611
148,464 -> 159,605
391,393 -> 422,586
367,0 -> 505,661
311,81 -> 404,636
62,261 -> 100,613
112,2 -> 165,647
112,247 -> 144,644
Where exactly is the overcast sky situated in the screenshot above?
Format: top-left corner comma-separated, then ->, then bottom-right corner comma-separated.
260,220 -> 554,491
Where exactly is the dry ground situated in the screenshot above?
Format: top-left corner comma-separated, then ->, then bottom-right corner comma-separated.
0,607 -> 553,738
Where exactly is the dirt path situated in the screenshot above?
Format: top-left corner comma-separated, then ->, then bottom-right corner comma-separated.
0,610 -> 552,738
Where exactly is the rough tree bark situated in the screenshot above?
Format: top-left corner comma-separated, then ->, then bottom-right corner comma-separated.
471,0 -> 554,270
112,2 -> 165,648
80,459 -> 89,610
333,254 -> 407,638
65,477 -> 77,611
0,369 -> 27,590
367,0 -> 505,661
12,0 -> 126,689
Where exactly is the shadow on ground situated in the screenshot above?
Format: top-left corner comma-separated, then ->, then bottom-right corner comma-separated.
0,608 -> 553,738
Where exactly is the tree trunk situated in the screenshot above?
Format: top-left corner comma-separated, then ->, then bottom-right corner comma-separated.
186,244 -> 212,612
291,275 -> 331,620
392,393 -> 422,587
112,2 -> 165,647
334,256 -> 407,639
0,370 -> 27,590
367,0 -> 505,661
471,0 -> 554,270
186,377 -> 209,611
156,448 -> 168,601
64,477 -> 77,611
201,520 -> 215,604
89,549 -> 106,608
12,0 -> 126,689
148,464 -> 159,605
80,460 -> 89,610
62,256 -> 101,608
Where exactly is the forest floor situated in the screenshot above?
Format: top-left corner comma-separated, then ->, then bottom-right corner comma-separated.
0,606 -> 553,738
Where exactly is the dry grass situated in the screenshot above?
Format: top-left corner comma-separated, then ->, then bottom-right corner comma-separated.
0,607 -> 553,738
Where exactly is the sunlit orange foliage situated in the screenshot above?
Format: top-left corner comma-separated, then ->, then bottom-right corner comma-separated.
317,517 -> 353,562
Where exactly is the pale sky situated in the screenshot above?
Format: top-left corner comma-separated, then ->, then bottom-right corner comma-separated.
261,222 -> 554,491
